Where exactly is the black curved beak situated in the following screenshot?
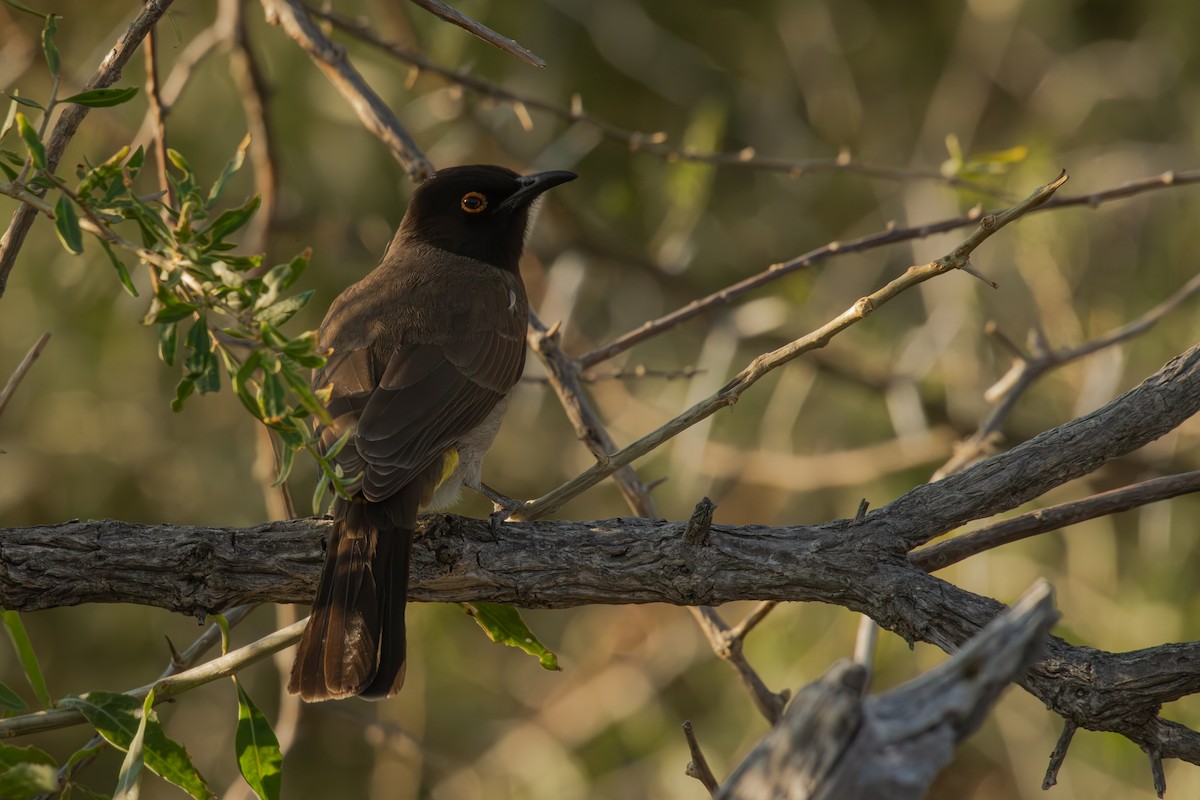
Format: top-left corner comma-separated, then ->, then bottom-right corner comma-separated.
498,170 -> 578,212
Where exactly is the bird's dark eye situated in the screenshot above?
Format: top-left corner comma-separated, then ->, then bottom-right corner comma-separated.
460,191 -> 488,213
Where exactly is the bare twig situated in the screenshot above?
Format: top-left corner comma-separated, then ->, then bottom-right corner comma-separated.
911,471 -> 1200,572
513,173 -> 1070,521
259,0 -> 433,182
223,0 -> 277,256
144,23 -> 174,212
0,0 -> 178,299
935,270 -> 1200,478
304,3 -> 1006,196
0,330 -> 50,420
578,169 -> 1200,369
406,0 -> 544,67
683,720 -> 720,797
1042,721 -> 1076,790
522,364 -> 703,384
131,20 -> 225,150
690,607 -> 788,724
527,310 -> 658,516
0,617 -> 304,739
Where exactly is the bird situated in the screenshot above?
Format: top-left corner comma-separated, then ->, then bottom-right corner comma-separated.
288,164 -> 577,702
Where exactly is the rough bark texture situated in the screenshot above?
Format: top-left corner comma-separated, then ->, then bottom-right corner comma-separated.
3,343 -> 1200,766
718,582 -> 1057,800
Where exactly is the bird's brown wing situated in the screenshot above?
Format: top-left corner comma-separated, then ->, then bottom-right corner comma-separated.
315,276 -> 527,508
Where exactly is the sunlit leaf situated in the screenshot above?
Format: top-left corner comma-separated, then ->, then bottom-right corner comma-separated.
207,133 -> 251,207
40,12 -> 59,76
59,692 -> 211,800
234,683 -> 282,800
0,762 -> 59,796
61,87 -> 139,108
201,195 -> 261,244
112,691 -> 153,800
15,112 -> 44,169
256,290 -> 314,328
1,612 -> 51,708
461,602 -> 560,671
258,371 -> 286,423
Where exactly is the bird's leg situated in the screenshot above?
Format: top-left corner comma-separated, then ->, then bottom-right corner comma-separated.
473,481 -> 524,535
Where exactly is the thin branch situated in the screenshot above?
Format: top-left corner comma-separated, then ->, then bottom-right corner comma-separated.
144,23 -> 174,213
513,173 -> 1070,521
304,3 -> 1002,196
406,0 -> 544,67
935,270 -> 1200,478
131,20 -> 225,151
0,330 -> 50,419
911,471 -> 1200,572
1042,721 -> 1076,790
577,169 -> 1200,369
683,720 -> 720,798
224,0 -> 277,256
259,0 -> 433,182
527,310 -> 658,516
0,0 -> 178,299
522,364 -> 703,384
690,607 -> 787,724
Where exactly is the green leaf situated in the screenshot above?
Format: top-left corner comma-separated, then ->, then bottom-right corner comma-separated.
258,371 -> 286,424
112,691 -> 153,800
100,240 -> 138,297
61,87 -> 139,108
184,315 -> 212,378
78,145 -> 130,196
59,692 -> 212,800
166,148 -> 193,176
170,377 -> 195,412
279,360 -> 329,425
207,133 -> 251,207
15,112 -> 44,169
256,290 -> 314,328
40,12 -> 59,76
271,443 -> 295,487
0,149 -> 24,166
0,681 -> 27,712
53,194 -> 83,254
149,295 -> 197,325
0,743 -> 59,797
1,611 -> 52,708
63,783 -> 112,800
0,742 -> 56,769
63,740 -> 106,773
157,322 -> 177,366
201,195 -> 260,244
0,161 -> 15,181
126,145 -> 145,175
7,94 -> 44,111
461,602 -> 560,671
2,1 -> 46,20
234,683 -> 282,800
0,764 -> 59,796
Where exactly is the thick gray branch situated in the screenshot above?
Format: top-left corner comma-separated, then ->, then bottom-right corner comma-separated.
718,581 -> 1057,800
4,345 -> 1200,765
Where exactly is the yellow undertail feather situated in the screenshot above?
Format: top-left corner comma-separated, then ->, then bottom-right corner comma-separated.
436,447 -> 460,489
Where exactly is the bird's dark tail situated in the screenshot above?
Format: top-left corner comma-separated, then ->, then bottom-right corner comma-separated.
288,498 -> 412,702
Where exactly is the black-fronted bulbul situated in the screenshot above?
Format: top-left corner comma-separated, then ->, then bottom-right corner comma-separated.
289,164 -> 577,702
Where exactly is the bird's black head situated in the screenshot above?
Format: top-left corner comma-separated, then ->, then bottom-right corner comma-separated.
398,165 -> 577,272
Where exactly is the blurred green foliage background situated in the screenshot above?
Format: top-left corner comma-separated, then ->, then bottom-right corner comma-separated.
2,0 -> 1200,797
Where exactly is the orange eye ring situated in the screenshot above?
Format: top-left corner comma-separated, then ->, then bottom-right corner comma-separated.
461,191 -> 488,213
